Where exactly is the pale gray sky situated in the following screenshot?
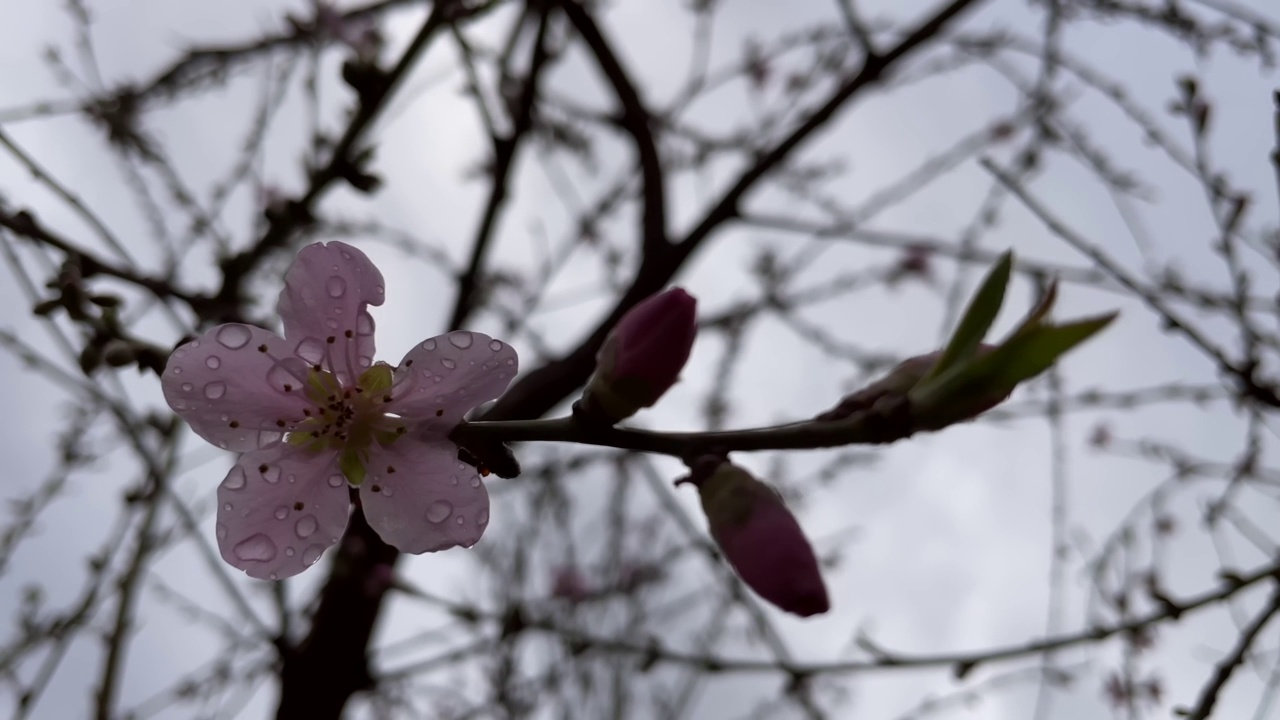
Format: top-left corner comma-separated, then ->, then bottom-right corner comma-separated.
1,0 -> 1278,718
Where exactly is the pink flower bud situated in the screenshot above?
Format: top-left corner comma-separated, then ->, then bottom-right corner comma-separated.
583,288 -> 697,422
679,459 -> 829,617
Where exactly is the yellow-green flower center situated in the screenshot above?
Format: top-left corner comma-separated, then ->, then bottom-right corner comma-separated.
286,364 -> 405,485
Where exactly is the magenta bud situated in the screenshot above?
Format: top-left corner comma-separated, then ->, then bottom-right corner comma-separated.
582,288 -> 697,422
680,460 -> 829,618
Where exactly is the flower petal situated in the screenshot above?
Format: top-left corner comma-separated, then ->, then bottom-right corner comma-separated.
276,241 -> 386,383
217,443 -> 351,580
163,324 -> 317,452
388,332 -> 518,428
359,439 -> 489,554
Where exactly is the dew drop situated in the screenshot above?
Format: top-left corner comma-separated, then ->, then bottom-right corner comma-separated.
422,338 -> 437,351
326,276 -> 347,298
190,340 -> 200,349
232,534 -> 277,562
295,337 -> 327,365
268,573 -> 278,580
218,441 -> 228,450
302,544 -> 325,566
216,523 -> 228,540
505,358 -> 515,366
203,382 -> 227,400
470,476 -> 481,488
440,358 -> 456,370
328,474 -> 345,488
181,382 -> 193,392
326,318 -> 339,330
287,474 -> 296,484
448,331 -> 474,349
340,250 -> 352,260
477,509 -> 489,525
262,465 -> 282,484
449,475 -> 459,486
381,486 -> 394,497
455,516 -> 465,525
267,361 -> 304,392
285,547 -> 296,557
258,430 -> 283,447
358,356 -> 371,368
295,515 -> 318,538
216,324 -> 252,349
274,506 -> 290,520
426,501 -> 452,523
222,502 -> 232,511
205,355 -> 221,369
356,312 -> 374,335
489,339 -> 504,352
220,414 -> 229,422
173,367 -> 183,375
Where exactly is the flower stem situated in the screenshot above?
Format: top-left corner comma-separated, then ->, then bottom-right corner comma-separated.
451,401 -> 912,459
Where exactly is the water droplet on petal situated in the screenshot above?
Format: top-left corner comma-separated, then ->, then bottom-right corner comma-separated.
173,367 -> 183,375
449,475 -> 458,486
340,250 -> 352,260
216,324 -> 252,349
505,358 -> 515,366
287,474 -> 296,483
216,523 -> 227,539
426,501 -> 452,523
296,338 -> 327,365
303,544 -> 326,566
285,546 -> 296,557
232,534 -> 277,562
268,572 -> 278,580
477,509 -> 489,525
190,340 -> 200,349
326,276 -> 347,297
381,486 -> 394,497
204,382 -> 226,400
358,356 -> 371,368
262,465 -> 282,484
267,361 -> 304,393
258,430 -> 283,447
326,318 -> 339,330
448,331 -> 473,349
489,339 -> 504,352
222,502 -> 232,511
205,355 -> 221,369
356,312 -> 374,336
274,506 -> 290,520
181,382 -> 193,392
455,516 -> 465,525
422,338 -> 437,351
328,474 -> 344,488
440,358 -> 456,370
295,515 -> 318,538
470,476 -> 481,488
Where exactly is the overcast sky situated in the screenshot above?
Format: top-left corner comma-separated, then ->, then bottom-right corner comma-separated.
2,0 -> 1279,718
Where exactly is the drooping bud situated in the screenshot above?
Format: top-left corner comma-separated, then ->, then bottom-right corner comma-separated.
678,458 -> 829,618
581,288 -> 697,423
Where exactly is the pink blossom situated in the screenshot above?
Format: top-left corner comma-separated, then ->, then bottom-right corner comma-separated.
162,241 -> 518,580
551,566 -> 591,603
582,287 -> 697,421
679,459 -> 829,618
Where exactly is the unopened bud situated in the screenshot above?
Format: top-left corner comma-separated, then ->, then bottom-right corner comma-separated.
582,288 -> 697,422
678,459 -> 829,617
817,343 -> 1010,429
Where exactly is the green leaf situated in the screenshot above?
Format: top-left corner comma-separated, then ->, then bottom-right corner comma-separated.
913,312 -> 1117,410
923,250 -> 1014,384
1003,278 -> 1058,342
